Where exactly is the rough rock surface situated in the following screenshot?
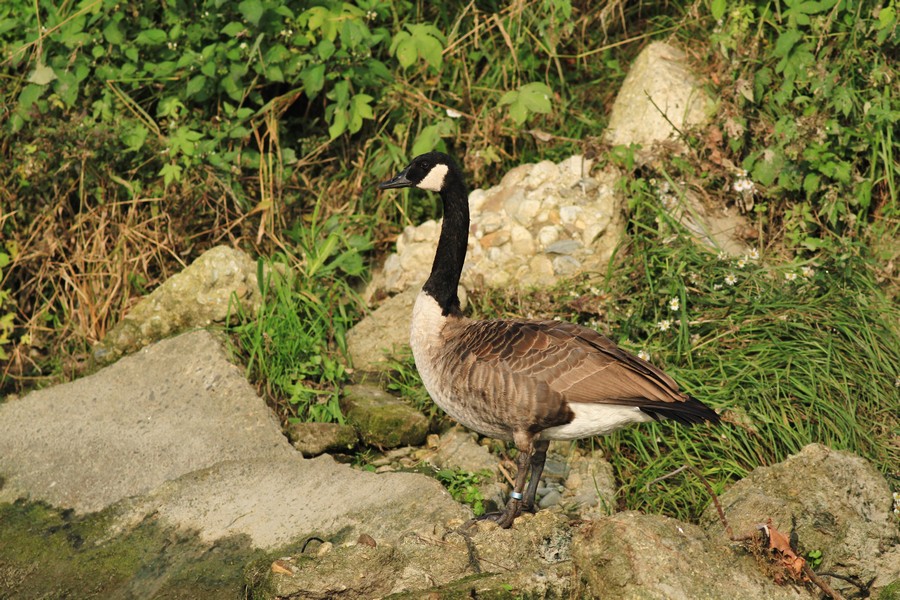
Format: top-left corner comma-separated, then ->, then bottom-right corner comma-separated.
365,155 -> 624,298
257,511 -> 574,599
604,41 -> 711,154
571,511 -> 807,599
341,384 -> 429,449
0,330 -> 470,597
701,443 -> 900,597
114,454 -> 468,550
0,330 -> 289,513
286,421 -> 359,457
347,287 -> 419,371
544,442 -> 617,517
94,245 -> 261,363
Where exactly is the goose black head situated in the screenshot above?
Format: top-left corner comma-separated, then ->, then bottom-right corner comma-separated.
378,152 -> 456,193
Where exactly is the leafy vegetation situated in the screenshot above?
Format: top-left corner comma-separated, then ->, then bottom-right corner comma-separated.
229,209 -> 369,422
704,0 -> 899,252
1,0 -> 897,520
434,467 -> 491,517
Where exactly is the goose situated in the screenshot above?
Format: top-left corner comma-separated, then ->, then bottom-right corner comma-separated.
378,152 -> 720,528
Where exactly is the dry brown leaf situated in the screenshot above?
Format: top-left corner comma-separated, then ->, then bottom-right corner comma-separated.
270,559 -> 294,575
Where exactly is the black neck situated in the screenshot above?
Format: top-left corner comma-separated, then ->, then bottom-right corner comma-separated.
422,170 -> 469,316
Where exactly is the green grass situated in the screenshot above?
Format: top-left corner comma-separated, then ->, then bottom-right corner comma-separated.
226,200 -> 370,423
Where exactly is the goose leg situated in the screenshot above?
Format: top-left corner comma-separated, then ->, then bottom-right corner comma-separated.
522,439 -> 549,512
481,433 -> 534,529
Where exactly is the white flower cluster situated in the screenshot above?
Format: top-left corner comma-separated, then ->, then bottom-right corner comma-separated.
733,170 -> 755,194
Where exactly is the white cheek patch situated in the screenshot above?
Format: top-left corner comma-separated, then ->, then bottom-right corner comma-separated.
417,163 -> 449,192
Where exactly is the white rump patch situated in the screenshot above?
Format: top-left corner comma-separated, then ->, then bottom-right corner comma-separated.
417,163 -> 449,192
540,402 -> 654,440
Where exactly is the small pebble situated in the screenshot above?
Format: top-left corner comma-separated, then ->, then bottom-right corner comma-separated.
316,542 -> 333,557
539,489 -> 562,509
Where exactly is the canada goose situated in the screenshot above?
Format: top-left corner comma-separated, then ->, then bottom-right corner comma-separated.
379,152 -> 720,528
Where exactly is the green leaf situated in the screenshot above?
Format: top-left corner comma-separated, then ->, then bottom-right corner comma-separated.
710,0 -> 726,21
121,123 -> 149,152
328,109 -> 348,139
266,65 -> 284,82
17,83 -> 45,112
748,149 -> 783,187
316,39 -> 335,60
412,124 -> 441,156
772,30 -> 803,59
136,29 -> 167,46
238,0 -> 264,26
300,64 -> 325,97
499,82 -> 553,124
222,22 -> 246,37
395,35 -> 416,68
519,82 -> 552,112
348,93 -> 374,134
103,20 -> 124,45
27,62 -> 57,86
391,25 -> 445,71
186,75 -> 207,97
160,162 -> 182,186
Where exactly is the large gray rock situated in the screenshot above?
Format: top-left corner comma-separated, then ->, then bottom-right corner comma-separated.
0,329 -> 472,598
701,443 -> 900,598
114,454 -> 469,550
365,155 -> 624,297
346,287 -> 418,371
603,42 -> 751,257
93,245 -> 261,363
604,41 -> 711,154
0,330 -> 290,513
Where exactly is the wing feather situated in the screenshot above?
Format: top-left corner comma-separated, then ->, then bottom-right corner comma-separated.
445,318 -> 718,426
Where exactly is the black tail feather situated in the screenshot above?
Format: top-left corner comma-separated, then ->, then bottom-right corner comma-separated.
636,395 -> 721,426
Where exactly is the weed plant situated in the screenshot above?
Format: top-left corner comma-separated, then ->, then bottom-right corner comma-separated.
434,467 -> 492,517
228,203 -> 370,422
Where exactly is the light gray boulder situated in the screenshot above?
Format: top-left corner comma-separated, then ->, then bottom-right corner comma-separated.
0,330 -> 289,514
94,245 -> 261,363
365,155 -> 624,299
604,41 -> 712,154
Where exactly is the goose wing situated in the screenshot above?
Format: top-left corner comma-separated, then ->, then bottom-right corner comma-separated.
450,318 -> 716,425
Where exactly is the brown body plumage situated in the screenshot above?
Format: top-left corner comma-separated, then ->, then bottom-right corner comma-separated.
380,152 -> 720,528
